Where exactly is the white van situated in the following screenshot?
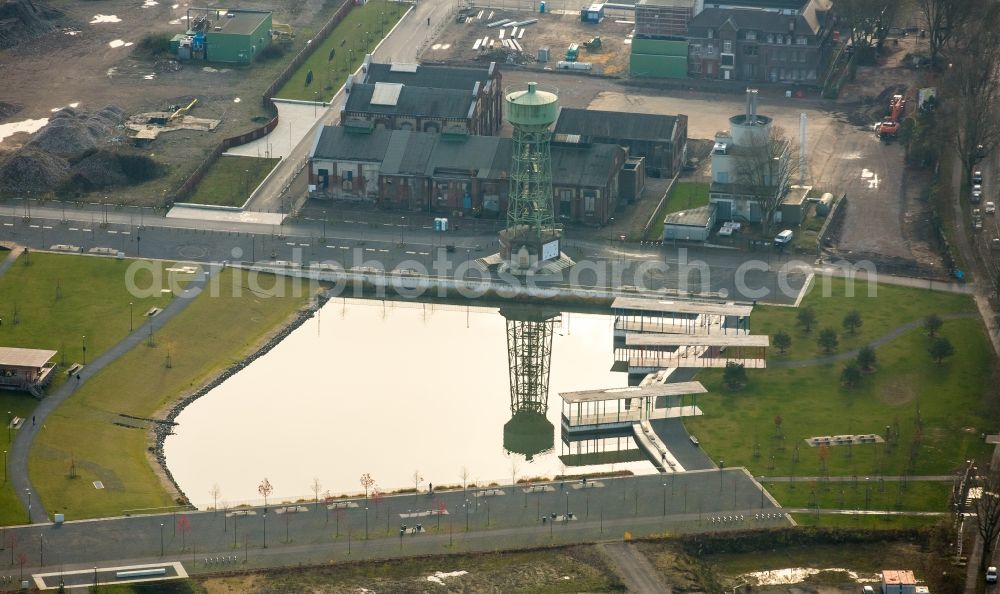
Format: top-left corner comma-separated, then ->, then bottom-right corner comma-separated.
774,229 -> 794,245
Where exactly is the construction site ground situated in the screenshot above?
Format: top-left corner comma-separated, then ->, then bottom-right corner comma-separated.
421,6 -> 633,76
0,0 -> 344,206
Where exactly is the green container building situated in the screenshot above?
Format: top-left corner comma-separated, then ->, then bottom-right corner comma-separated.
180,8 -> 272,64
630,38 -> 688,79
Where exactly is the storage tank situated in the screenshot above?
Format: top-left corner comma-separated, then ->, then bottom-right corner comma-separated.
816,192 -> 834,216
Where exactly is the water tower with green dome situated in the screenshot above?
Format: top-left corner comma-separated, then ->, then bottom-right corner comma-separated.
499,82 -> 565,272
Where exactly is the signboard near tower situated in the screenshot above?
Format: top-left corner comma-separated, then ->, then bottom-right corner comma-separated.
541,239 -> 560,262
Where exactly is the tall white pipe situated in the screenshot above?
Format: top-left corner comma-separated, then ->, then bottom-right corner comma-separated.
799,112 -> 807,185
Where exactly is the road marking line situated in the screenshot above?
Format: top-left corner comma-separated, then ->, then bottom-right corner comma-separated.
378,249 -> 389,253
405,251 -> 416,255
121,231 -> 130,235
344,220 -> 355,224
326,245 -> 337,249
82,229 -> 91,232
286,242 -> 296,246
299,243 -> 309,247
2,223 -> 12,227
42,225 -> 52,229
382,223 -> 393,227
364,248 -> 375,252
339,246 -> 349,250
29,224 -> 39,228
418,252 -> 430,256
107,230 -> 118,234
69,227 -> 79,231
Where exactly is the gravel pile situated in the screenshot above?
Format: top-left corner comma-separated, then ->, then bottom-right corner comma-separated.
27,105 -> 123,158
0,0 -> 62,49
0,147 -> 70,192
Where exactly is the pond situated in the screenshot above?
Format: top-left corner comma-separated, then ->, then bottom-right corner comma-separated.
164,298 -> 655,507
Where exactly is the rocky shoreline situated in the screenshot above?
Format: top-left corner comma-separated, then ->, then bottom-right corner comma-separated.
151,288 -> 332,507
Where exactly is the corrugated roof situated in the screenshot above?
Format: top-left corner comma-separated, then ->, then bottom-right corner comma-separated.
345,83 -> 475,119
0,347 -> 57,368
704,0 -> 807,9
426,135 -> 504,179
212,10 -> 270,36
612,297 -> 754,316
551,142 -> 623,188
882,571 -> 916,585
554,107 -> 679,143
665,205 -> 714,227
561,381 -> 707,403
370,82 -> 403,106
311,125 -> 392,162
626,333 -> 769,347
365,62 -> 492,91
381,130 -> 437,176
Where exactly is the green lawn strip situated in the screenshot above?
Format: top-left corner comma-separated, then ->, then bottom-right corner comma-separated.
686,318 -> 993,478
0,253 -> 181,525
276,0 -> 409,102
645,181 -> 710,240
789,513 -> 943,529
756,277 -> 977,361
185,156 -> 279,207
29,270 -> 312,520
763,480 -> 951,512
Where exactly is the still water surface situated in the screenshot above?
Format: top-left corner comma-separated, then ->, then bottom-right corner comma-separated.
165,299 -> 653,507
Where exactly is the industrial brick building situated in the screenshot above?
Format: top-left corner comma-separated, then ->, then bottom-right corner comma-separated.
686,0 -> 834,82
171,8 -> 272,63
340,59 -> 503,136
308,125 -> 629,225
553,108 -> 688,177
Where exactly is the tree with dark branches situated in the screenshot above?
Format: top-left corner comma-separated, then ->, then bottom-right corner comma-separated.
917,0 -> 973,68
975,468 -> 1000,569
732,124 -> 798,237
946,3 -> 1000,180
836,0 -> 899,64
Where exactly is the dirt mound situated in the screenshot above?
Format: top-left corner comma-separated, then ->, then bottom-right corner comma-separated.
0,148 -> 70,192
26,105 -> 123,158
0,0 -> 62,49
0,101 -> 22,121
60,149 -> 163,193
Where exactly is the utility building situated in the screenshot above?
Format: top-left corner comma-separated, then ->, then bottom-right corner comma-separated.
0,347 -> 57,397
172,8 -> 272,63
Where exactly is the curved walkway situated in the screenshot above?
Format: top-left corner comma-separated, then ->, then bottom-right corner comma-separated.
770,312 -> 977,368
7,258 -> 215,523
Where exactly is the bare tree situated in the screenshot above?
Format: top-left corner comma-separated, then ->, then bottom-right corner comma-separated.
917,0 -> 972,67
312,477 -> 322,509
359,473 -> 375,502
975,468 -> 1000,569
209,484 -> 221,513
732,124 -> 797,236
947,4 -> 1000,179
836,0 -> 899,64
258,478 -> 273,512
460,466 -> 470,495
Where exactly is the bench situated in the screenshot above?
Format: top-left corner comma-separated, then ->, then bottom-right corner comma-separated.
116,568 -> 167,579
8,417 -> 22,429
66,363 -> 82,376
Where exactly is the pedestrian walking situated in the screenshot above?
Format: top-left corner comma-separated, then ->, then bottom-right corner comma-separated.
32,415 -> 35,426
427,17 -> 430,26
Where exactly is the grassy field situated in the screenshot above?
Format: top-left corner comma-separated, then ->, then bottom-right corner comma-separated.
185,156 -> 279,207
646,182 -> 711,240
276,0 -> 409,102
28,269 -> 312,520
763,480 -> 952,512
686,316 -> 993,482
754,277 -> 976,361
0,252 -> 174,525
788,513 -> 943,529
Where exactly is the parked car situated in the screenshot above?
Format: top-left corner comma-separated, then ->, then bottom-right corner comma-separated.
974,217 -> 984,231
988,202 -> 996,214
986,566 -> 997,584
774,229 -> 794,245
974,208 -> 982,218
973,170 -> 984,184
973,189 -> 983,203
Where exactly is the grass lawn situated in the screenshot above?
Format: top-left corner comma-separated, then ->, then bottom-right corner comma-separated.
28,269 -> 312,520
0,252 -> 174,524
686,317 -> 993,483
276,0 -> 409,102
789,513 -> 943,529
185,156 -> 279,207
763,480 -> 951,512
646,181 -> 710,240
755,278 -> 977,361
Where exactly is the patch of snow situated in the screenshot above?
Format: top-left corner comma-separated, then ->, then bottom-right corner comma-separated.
203,66 -> 218,72
106,67 -> 118,78
169,19 -> 181,24
91,14 -> 122,24
426,570 -> 468,585
233,97 -> 241,103
441,43 -> 451,49
109,39 -> 127,48
50,102 -> 80,112
740,568 -> 879,586
0,118 -> 49,144
143,0 -> 159,7
144,74 -> 156,80
64,29 -> 81,36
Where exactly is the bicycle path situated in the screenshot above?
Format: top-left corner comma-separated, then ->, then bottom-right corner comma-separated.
7,263 -> 215,523
770,312 -> 977,368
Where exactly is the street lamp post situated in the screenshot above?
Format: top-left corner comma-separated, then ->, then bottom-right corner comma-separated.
662,482 -> 667,516
263,513 -> 267,548
2,449 -> 6,483
400,216 -> 405,245
25,489 -> 31,523
464,500 -> 469,531
129,302 -> 133,332
364,507 -> 369,539
159,523 -> 164,556
322,211 -> 327,242
82,335 -> 87,365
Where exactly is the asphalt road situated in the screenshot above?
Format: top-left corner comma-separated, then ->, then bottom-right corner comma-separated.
0,199 -> 812,304
0,470 -> 785,585
600,542 -> 670,594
